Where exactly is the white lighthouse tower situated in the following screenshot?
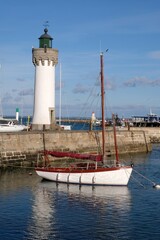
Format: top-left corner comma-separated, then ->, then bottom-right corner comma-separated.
32,28 -> 58,130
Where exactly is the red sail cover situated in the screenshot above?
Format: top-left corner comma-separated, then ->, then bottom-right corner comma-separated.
44,150 -> 102,162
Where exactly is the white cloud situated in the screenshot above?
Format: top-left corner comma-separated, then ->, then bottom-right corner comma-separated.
18,88 -> 34,96
123,76 -> 160,87
148,51 -> 160,59
72,84 -> 89,94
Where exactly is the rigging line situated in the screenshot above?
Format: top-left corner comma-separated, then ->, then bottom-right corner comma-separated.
76,75 -> 100,118
72,86 -> 100,129
93,92 -> 101,114
132,168 -> 156,185
122,159 -> 156,186
130,173 -> 146,188
94,131 -> 101,154
104,91 -> 118,118
81,92 -> 99,118
82,80 -> 103,120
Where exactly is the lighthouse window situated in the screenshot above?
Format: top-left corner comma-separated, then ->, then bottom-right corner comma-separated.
39,37 -> 52,48
49,40 -> 52,48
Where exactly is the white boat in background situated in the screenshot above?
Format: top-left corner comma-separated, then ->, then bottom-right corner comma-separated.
35,52 -> 133,186
0,118 -> 27,132
0,97 -> 28,132
95,119 -> 101,126
60,124 -> 71,130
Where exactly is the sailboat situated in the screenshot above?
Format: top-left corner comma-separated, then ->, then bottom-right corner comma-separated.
0,104 -> 27,132
0,120 -> 26,132
35,52 -> 133,186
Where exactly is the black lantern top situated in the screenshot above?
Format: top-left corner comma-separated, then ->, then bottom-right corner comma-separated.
39,28 -> 53,48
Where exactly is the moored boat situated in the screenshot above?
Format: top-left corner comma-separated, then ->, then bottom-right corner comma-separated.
36,164 -> 132,185
60,124 -> 71,130
0,118 -> 27,132
35,52 -> 133,186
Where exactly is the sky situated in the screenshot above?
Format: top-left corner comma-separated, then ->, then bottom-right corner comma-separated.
0,0 -> 160,119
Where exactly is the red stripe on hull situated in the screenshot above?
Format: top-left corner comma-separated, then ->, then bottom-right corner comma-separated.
35,166 -> 132,174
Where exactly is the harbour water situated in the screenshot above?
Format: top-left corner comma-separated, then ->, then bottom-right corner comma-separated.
0,144 -> 160,240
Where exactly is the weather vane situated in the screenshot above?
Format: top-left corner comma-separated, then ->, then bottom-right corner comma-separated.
43,21 -> 49,28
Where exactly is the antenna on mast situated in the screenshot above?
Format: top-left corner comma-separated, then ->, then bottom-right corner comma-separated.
99,40 -> 102,53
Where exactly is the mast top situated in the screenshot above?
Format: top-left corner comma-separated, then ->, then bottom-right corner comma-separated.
100,52 -> 106,163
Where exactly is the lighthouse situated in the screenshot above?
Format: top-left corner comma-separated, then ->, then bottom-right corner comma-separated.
32,28 -> 58,130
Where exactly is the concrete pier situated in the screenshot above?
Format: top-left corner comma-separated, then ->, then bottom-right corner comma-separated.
0,127 -> 160,167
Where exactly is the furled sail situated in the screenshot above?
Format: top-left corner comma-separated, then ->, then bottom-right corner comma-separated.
44,150 -> 102,162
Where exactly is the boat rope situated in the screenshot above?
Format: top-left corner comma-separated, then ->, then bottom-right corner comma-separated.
130,173 -> 146,188
132,168 -> 156,186
94,131 -> 101,154
71,80 -> 100,130
122,159 -> 157,188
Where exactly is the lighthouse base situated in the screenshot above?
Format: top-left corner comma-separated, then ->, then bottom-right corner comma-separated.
31,123 -> 61,131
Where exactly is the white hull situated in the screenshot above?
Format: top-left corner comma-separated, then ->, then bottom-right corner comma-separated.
60,125 -> 71,130
0,124 -> 26,132
36,167 -> 132,186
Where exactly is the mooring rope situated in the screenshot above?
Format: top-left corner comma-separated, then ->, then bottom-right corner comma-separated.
122,159 -> 156,187
130,173 -> 146,188
132,168 -> 156,185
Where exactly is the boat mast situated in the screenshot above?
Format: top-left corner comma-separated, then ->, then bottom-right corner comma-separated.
59,63 -> 62,126
100,52 -> 106,163
112,113 -> 119,165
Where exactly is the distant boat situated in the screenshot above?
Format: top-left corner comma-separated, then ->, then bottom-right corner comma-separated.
131,109 -> 160,127
35,52 -> 133,186
0,117 -> 27,132
0,91 -> 27,132
95,119 -> 101,126
60,124 -> 71,130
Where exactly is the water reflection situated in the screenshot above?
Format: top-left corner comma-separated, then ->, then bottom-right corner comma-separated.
46,181 -> 131,209
28,181 -> 132,240
28,186 -> 55,239
1,146 -> 160,240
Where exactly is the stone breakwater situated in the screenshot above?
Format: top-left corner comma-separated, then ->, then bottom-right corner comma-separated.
0,127 -> 160,167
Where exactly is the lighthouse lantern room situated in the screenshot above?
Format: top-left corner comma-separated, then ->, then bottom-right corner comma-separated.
32,28 -> 58,130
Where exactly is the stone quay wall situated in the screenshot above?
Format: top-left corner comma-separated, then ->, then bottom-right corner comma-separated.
0,127 -> 160,167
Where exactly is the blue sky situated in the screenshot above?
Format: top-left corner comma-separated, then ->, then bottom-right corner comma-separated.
0,0 -> 160,119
